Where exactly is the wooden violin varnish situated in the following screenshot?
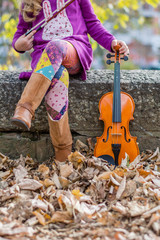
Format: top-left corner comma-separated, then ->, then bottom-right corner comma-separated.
94,44 -> 139,166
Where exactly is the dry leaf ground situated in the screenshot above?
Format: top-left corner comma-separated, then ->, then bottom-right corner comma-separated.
0,141 -> 160,240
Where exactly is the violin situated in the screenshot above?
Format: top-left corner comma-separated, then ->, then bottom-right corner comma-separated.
94,44 -> 139,166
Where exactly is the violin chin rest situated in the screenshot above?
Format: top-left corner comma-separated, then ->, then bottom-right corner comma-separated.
98,155 -> 115,166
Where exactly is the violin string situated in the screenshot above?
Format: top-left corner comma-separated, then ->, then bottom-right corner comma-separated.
117,51 -> 119,145
116,51 -> 118,145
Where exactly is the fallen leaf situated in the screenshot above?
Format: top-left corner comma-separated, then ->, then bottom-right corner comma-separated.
59,176 -> 70,188
13,165 -> 28,183
50,211 -> 73,223
0,170 -> 11,179
137,167 -> 153,178
38,164 -> 50,177
152,178 -> 160,188
68,151 -> 85,169
52,172 -> 62,189
32,211 -> 46,226
72,189 -> 84,199
97,171 -> 112,180
18,179 -> 43,190
43,178 -> 54,188
116,176 -> 126,200
127,201 -> 150,217
59,163 -> 73,178
112,202 -> 127,215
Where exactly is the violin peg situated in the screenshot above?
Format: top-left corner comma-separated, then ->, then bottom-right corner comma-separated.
106,53 -> 112,58
120,56 -> 129,61
106,60 -> 114,65
124,56 -> 128,61
106,53 -> 115,59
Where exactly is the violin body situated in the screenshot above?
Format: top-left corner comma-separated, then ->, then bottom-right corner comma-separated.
94,45 -> 139,166
94,91 -> 139,165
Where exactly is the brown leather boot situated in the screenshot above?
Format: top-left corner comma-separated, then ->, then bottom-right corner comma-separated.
11,73 -> 51,130
48,111 -> 72,162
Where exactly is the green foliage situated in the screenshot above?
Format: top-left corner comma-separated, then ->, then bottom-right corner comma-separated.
145,0 -> 160,8
90,0 -> 114,23
93,0 -> 159,30
0,0 -> 18,42
0,13 -> 18,42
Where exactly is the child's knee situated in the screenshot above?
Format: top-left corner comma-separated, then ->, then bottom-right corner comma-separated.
45,40 -> 64,54
45,40 -> 67,67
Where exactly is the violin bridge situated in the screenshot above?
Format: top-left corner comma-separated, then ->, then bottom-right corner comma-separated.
111,133 -> 122,136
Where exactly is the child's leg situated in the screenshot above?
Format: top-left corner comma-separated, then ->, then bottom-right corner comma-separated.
48,110 -> 73,162
35,40 -> 81,121
12,39 -> 81,161
41,40 -> 81,161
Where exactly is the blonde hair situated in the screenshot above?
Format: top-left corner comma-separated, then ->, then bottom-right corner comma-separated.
20,0 -> 42,22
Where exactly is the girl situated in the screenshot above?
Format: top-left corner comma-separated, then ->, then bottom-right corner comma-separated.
11,0 -> 129,162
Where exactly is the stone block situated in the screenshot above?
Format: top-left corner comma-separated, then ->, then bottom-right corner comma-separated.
0,132 -> 54,162
0,69 -> 159,161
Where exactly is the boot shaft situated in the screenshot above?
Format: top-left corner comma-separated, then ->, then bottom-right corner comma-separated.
18,73 -> 51,111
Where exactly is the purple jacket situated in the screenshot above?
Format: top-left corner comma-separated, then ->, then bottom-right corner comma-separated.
12,0 -> 115,80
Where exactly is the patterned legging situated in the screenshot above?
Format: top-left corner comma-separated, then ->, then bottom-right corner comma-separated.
34,40 -> 82,121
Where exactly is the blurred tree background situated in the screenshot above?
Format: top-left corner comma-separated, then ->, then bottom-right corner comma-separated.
0,0 -> 160,71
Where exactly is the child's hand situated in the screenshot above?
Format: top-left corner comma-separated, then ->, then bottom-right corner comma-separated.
111,39 -> 129,56
14,30 -> 36,52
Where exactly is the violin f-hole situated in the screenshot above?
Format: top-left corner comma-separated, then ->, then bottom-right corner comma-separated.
103,126 -> 112,143
121,126 -> 131,143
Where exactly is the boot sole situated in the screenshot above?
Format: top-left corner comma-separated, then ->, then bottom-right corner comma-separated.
11,118 -> 30,131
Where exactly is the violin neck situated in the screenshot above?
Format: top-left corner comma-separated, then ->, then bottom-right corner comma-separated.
113,62 -> 121,123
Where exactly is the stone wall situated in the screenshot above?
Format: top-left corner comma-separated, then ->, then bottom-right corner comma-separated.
0,70 -> 159,161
